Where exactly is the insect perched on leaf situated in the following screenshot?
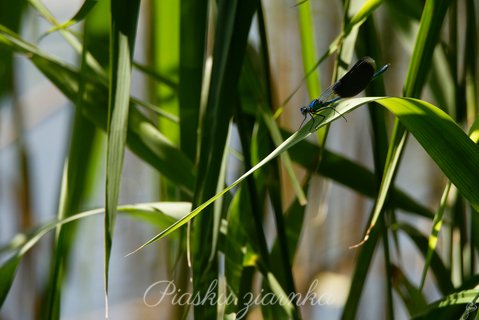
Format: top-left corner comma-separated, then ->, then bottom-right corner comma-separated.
300,56 -> 390,129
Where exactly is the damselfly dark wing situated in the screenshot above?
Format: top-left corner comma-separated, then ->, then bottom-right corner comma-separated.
332,57 -> 376,97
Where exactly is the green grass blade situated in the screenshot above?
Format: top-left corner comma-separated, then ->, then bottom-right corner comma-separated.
341,223 -> 381,319
254,2 -> 306,210
419,181 -> 452,291
286,132 -> 433,218
223,185 -> 297,318
297,0 -> 321,98
357,97 -> 479,245
356,0 -> 453,246
43,0 -> 98,35
4,2 -> 479,319
403,0 -> 452,98
285,0 -> 383,107
0,202 -> 191,308
190,1 -> 257,317
152,0 -> 179,148
0,202 -> 192,257
465,0 -> 478,125
0,211 -> 99,308
241,52 -> 307,205
420,119 -> 479,291
126,98 -> 371,254
120,202 -> 192,229
0,25 -> 196,194
356,18 -> 389,170
355,20 -> 395,315
348,0 -> 383,28
0,0 -> 25,97
223,189 -> 249,312
269,184 -> 307,263
133,61 -> 178,91
281,37 -> 340,107
236,103 -> 301,318
4,20 -> 476,246
288,2 -> 319,205
411,289 -> 479,319
43,113 -> 100,320
377,98 -> 479,210
29,0 -> 105,76
281,0 -> 380,111
42,13 -> 104,317
128,96 -> 479,257
262,271 -> 297,319
395,223 -> 453,294
178,0 -> 207,160
351,119 -> 408,248
104,0 -> 140,316
390,265 -> 428,316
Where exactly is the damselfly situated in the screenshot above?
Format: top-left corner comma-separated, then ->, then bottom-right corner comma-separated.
300,56 -> 390,129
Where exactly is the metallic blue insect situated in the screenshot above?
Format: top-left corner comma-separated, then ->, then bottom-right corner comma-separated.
300,56 -> 390,129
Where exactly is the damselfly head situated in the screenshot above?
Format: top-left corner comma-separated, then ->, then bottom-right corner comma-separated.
300,106 -> 308,116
